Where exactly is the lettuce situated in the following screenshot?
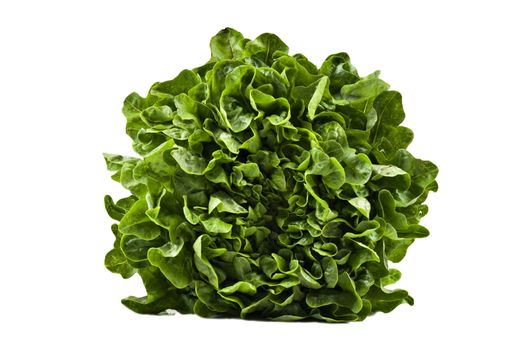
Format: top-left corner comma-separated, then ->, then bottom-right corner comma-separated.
103,28 -> 438,322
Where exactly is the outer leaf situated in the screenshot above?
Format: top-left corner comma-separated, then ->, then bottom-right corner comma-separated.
244,32 -> 289,65
151,69 -> 201,97
118,198 -> 161,240
319,52 -> 359,94
340,71 -> 389,114
148,238 -> 192,289
210,27 -> 246,61
104,249 -> 136,278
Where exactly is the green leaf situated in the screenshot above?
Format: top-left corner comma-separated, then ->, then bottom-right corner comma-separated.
319,52 -> 359,94
200,217 -> 233,234
208,192 -> 248,214
151,69 -> 201,97
118,199 -> 161,240
348,197 -> 371,218
148,238 -> 192,289
104,248 -> 136,278
120,234 -> 162,262
306,287 -> 362,313
307,76 -> 329,118
366,285 -> 413,313
306,148 -> 346,190
104,195 -> 126,221
122,92 -> 149,142
122,266 -> 195,314
372,164 -> 407,177
244,32 -> 289,65
340,71 -> 389,114
337,271 -> 364,312
250,89 -> 291,125
345,152 -> 373,185
143,139 -> 175,191
171,147 -> 207,175
210,27 -> 246,61
321,257 -> 338,288
371,90 -> 408,155
193,235 -> 223,289
348,240 -> 380,270
220,281 -> 257,295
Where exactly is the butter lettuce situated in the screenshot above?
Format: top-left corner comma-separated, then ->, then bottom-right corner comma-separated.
103,28 -> 438,322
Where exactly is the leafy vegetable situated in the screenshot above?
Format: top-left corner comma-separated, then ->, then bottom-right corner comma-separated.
103,28 -> 438,323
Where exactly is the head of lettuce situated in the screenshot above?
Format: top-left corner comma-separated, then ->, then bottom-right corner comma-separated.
103,28 -> 438,322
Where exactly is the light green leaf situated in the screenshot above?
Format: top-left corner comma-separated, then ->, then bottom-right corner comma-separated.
307,76 -> 328,118
210,27 -> 246,61
200,217 -> 233,234
348,197 -> 371,218
208,192 -> 248,214
372,164 -> 407,177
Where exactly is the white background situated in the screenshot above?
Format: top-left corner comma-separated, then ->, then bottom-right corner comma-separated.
1,0 -> 522,348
